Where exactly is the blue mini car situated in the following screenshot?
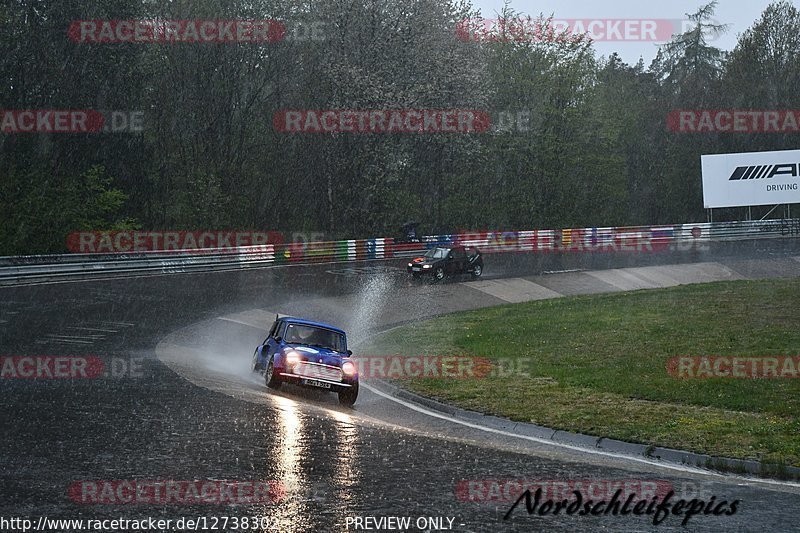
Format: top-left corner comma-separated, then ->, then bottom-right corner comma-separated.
251,316 -> 359,406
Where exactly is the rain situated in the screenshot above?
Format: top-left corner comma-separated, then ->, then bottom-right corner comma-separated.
1,1 -> 800,532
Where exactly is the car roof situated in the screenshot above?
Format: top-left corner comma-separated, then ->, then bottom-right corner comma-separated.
280,317 -> 346,335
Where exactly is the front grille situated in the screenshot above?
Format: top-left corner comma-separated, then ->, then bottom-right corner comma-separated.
292,362 -> 343,382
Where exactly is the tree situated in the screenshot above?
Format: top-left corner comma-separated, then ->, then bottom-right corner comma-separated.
647,1 -> 730,223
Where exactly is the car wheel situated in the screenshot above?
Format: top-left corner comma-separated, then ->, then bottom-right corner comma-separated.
265,358 -> 282,389
338,382 -> 358,407
432,267 -> 445,283
251,349 -> 262,372
471,264 -> 483,278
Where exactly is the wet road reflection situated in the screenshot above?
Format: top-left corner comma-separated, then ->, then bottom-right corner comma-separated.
329,410 -> 362,526
271,396 -> 313,531
267,395 -> 363,531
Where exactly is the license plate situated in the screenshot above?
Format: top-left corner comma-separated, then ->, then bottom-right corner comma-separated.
412,267 -> 421,271
301,378 -> 331,389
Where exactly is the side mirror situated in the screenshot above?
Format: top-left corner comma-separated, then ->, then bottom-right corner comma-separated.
346,350 -> 353,356
274,336 -> 282,343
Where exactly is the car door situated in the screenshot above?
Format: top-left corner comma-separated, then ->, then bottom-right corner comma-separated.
453,247 -> 467,273
262,320 -> 285,362
444,250 -> 456,275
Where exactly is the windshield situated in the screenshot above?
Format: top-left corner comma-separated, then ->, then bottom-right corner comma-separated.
424,247 -> 449,259
283,324 -> 345,352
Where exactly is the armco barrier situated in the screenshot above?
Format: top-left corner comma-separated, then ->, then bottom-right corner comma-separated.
0,220 -> 797,285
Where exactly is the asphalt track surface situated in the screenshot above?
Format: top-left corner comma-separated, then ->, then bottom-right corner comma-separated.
2,240 -> 800,532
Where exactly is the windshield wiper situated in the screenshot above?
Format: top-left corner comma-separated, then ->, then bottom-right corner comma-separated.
309,343 -> 333,350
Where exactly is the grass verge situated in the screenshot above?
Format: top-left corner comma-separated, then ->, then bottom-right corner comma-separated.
358,279 -> 800,466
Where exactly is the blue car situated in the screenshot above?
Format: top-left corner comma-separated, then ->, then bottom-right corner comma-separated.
251,316 -> 359,406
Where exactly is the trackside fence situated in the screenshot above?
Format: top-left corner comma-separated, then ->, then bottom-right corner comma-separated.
1,220 -> 797,285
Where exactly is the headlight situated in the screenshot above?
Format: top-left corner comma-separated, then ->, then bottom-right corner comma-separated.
342,361 -> 356,376
423,264 -> 432,269
286,350 -> 301,366
408,263 -> 413,267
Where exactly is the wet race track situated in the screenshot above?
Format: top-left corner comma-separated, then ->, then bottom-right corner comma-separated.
2,241 -> 800,532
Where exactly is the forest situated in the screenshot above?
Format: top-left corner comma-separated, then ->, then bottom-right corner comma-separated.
1,0 -> 799,254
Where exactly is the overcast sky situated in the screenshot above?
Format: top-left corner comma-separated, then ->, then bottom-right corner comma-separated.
469,0 -> 780,66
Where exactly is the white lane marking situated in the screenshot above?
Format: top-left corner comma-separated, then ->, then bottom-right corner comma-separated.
65,326 -> 118,333
362,382 -> 800,488
216,316 -> 264,329
46,334 -> 105,339
35,338 -> 93,345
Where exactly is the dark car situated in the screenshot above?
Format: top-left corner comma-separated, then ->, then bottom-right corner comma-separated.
407,245 -> 483,282
251,316 -> 359,406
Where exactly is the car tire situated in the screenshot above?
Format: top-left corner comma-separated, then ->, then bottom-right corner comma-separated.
265,358 -> 282,389
338,382 -> 358,407
471,264 -> 483,278
251,349 -> 262,372
432,267 -> 445,283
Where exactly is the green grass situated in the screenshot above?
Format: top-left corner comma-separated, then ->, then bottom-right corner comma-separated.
359,279 -> 800,466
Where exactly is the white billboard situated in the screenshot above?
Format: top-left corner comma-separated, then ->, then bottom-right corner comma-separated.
701,149 -> 800,208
